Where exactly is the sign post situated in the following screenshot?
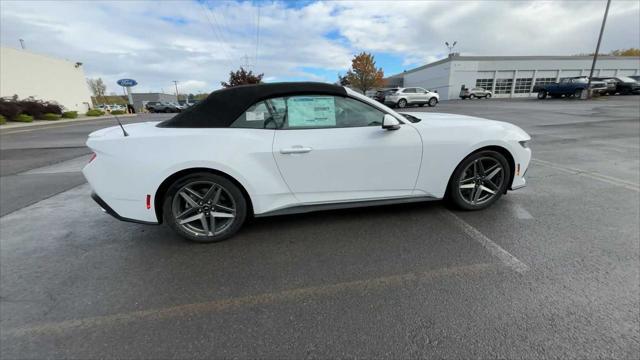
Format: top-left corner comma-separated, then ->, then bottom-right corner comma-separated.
117,79 -> 138,112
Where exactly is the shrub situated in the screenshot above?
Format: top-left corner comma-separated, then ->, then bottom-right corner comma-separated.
0,99 -> 21,120
86,109 -> 104,116
41,113 -> 62,121
0,115 -> 6,125
43,103 -> 62,115
110,110 -> 126,115
62,111 -> 78,119
15,114 -> 34,122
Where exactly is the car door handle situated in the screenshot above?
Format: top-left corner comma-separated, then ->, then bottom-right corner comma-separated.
280,146 -> 313,154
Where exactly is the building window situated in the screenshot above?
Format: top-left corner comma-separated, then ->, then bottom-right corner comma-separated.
494,78 -> 513,94
514,78 -> 532,93
475,78 -> 493,90
533,77 -> 556,92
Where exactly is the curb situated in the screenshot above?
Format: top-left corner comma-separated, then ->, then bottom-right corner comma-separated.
0,114 -> 138,131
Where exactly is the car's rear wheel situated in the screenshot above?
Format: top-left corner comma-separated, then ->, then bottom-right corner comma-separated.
469,94 -> 476,99
448,150 -> 510,210
164,108 -> 171,113
537,91 -> 547,99
397,99 -> 407,108
428,97 -> 438,107
163,173 -> 247,243
485,94 -> 492,99
574,89 -> 583,98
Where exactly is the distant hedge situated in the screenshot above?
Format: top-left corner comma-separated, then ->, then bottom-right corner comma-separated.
62,111 -> 78,119
0,96 -> 62,121
41,113 -> 62,121
0,115 -> 6,125
86,109 -> 104,116
15,114 -> 34,122
110,110 -> 126,115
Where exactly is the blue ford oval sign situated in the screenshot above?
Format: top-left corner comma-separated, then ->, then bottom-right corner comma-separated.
117,79 -> 138,87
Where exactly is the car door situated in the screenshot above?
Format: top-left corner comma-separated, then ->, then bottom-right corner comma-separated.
416,88 -> 429,103
271,94 -> 423,204
403,87 -> 417,104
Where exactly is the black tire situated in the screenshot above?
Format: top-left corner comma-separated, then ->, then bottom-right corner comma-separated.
427,97 -> 438,107
163,173 -> 248,243
419,103 -> 425,107
469,94 -> 476,99
485,94 -> 492,99
164,108 -> 171,113
397,99 -> 407,108
537,91 -> 547,99
447,150 -> 510,211
574,89 -> 583,98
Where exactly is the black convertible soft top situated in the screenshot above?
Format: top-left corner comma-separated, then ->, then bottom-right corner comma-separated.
157,82 -> 348,128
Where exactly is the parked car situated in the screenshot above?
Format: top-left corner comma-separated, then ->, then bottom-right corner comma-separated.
83,82 -> 531,243
629,75 -> 640,82
95,104 -> 110,112
593,76 -> 640,95
534,77 -> 607,99
373,88 -> 399,103
384,87 -> 440,108
460,87 -> 493,99
147,102 -> 181,113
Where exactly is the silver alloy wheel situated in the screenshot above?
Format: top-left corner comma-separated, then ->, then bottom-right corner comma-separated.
458,156 -> 505,206
172,181 -> 236,237
429,97 -> 437,106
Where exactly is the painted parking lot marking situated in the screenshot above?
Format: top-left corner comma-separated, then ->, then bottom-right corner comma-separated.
439,210 -> 530,274
532,158 -> 640,192
1,263 -> 495,338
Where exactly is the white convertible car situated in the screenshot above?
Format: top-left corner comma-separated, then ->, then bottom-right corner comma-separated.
83,82 -> 531,242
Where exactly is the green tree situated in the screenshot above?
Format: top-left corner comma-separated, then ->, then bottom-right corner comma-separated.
610,48 -> 640,56
221,67 -> 264,88
345,52 -> 384,93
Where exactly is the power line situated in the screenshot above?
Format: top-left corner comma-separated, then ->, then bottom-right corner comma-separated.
198,1 -> 235,69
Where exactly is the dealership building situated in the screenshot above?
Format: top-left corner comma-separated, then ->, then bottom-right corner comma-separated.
0,46 -> 93,112
385,54 -> 640,100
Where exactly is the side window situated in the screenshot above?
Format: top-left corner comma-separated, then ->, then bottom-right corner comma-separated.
404,88 -> 416,94
230,98 -> 287,129
281,95 -> 385,129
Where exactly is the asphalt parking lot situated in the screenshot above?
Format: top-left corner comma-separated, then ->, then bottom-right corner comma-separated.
1,97 -> 639,358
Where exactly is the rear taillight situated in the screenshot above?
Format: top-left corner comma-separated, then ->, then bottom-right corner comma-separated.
88,152 -> 97,163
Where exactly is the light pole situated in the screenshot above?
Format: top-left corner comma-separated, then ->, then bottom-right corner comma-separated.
586,0 -> 611,99
172,80 -> 179,101
445,41 -> 457,55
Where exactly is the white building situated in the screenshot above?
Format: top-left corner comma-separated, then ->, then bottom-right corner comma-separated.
0,46 -> 92,112
387,55 -> 640,100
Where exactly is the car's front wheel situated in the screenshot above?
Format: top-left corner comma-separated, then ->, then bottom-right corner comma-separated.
164,173 -> 247,243
397,99 -> 407,108
448,150 -> 510,210
427,97 -> 438,107
537,91 -> 547,99
485,94 -> 492,99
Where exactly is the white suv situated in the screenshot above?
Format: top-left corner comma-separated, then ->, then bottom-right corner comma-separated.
384,87 -> 440,108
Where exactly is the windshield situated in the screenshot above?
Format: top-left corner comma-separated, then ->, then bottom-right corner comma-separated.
617,76 -> 636,83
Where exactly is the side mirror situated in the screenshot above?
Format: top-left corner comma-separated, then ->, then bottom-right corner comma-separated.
382,114 -> 401,130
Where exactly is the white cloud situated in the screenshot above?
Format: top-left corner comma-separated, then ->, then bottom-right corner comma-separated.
1,0 -> 638,93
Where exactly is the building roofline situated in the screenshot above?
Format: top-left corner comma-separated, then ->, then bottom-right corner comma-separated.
389,54 -> 640,77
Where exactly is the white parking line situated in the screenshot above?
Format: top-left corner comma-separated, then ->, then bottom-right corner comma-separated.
532,158 -> 640,192
440,210 -> 530,274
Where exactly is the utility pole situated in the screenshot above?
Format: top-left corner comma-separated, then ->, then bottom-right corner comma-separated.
586,0 -> 611,99
19,39 -> 26,49
172,80 -> 179,101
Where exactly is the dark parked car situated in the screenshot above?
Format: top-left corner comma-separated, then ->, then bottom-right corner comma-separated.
373,88 -> 399,103
629,75 -> 640,82
534,77 -> 607,99
147,102 -> 182,113
593,76 -> 640,95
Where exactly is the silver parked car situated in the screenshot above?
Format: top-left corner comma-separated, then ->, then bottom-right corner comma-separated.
383,87 -> 440,108
460,87 -> 492,99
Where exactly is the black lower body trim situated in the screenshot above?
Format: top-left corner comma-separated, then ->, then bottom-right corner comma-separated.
91,192 -> 159,225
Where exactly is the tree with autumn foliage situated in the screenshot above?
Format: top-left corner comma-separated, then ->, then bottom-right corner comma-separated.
221,67 -> 264,88
344,52 -> 384,93
610,48 -> 640,56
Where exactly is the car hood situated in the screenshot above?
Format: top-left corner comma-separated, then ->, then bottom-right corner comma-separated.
402,112 -> 530,140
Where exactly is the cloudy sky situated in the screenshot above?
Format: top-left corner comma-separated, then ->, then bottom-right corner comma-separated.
1,0 -> 639,94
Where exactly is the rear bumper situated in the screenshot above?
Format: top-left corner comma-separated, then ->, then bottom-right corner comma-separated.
91,192 -> 158,225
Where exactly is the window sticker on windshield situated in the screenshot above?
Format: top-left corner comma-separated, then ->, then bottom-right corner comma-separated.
287,96 -> 336,127
245,111 -> 265,121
